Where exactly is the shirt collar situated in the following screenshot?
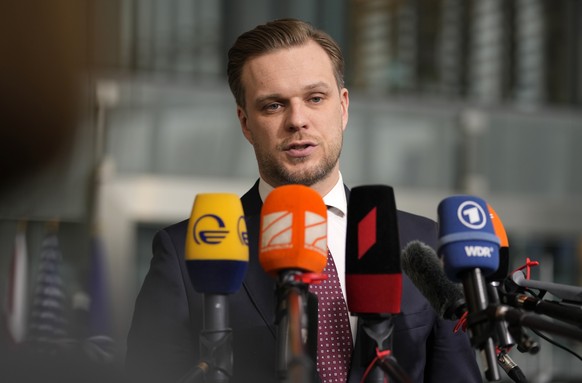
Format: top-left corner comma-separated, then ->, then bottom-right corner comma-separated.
258,173 -> 347,217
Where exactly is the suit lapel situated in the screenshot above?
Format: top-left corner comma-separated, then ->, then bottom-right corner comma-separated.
241,181 -> 277,337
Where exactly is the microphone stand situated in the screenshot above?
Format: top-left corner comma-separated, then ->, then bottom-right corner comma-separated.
462,269 -> 501,382
275,272 -> 319,383
469,304 -> 582,343
502,292 -> 582,328
466,299 -> 582,383
177,294 -> 233,383
355,316 -> 413,383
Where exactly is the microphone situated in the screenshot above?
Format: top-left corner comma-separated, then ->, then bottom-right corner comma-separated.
485,204 -> 515,350
509,271 -> 582,304
485,205 -> 530,383
502,292 -> 582,328
401,242 -> 536,383
400,206 -> 507,323
486,204 -> 510,284
497,352 -> 528,383
401,240 -> 466,321
259,184 -> 327,383
259,185 -> 327,276
438,195 -> 501,381
346,185 -> 411,383
182,193 -> 249,383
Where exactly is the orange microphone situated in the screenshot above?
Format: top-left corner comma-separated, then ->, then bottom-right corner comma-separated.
259,184 -> 327,381
486,203 -> 520,380
487,203 -> 509,283
488,204 -> 508,248
259,184 -> 328,276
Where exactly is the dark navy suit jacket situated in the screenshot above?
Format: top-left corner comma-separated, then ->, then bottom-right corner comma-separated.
126,181 -> 482,382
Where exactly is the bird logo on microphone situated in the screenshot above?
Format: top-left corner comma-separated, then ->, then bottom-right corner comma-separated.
193,214 -> 230,245
457,201 -> 487,230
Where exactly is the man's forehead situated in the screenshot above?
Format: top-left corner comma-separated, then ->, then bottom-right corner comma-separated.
241,44 -> 336,99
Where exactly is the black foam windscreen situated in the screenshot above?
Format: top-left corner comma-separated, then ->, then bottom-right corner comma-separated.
401,240 -> 466,320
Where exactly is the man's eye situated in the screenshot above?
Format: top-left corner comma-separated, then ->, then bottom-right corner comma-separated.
265,103 -> 281,111
311,96 -> 323,103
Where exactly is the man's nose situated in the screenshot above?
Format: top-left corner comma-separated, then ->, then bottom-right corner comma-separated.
286,101 -> 308,131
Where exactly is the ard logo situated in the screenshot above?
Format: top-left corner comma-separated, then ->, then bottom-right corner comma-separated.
457,201 -> 487,230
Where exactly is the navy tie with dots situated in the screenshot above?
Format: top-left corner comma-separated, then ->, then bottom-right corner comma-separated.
309,251 -> 353,382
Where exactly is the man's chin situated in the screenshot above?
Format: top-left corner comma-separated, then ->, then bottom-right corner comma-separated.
280,167 -> 329,186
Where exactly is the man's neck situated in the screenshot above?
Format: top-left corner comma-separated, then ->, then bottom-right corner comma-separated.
258,171 -> 343,203
259,171 -> 340,199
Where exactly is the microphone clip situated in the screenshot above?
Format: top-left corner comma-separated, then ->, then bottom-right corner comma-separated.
274,271 -> 327,328
292,272 -> 328,285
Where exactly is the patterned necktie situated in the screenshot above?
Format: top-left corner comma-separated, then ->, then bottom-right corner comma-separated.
309,251 -> 353,382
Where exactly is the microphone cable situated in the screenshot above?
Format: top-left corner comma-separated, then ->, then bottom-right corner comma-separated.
496,350 -> 527,383
529,323 -> 582,362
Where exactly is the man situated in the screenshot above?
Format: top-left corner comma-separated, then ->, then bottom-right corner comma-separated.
126,18 -> 482,383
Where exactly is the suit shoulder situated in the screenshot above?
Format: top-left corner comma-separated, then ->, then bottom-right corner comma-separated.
397,209 -> 436,229
396,210 -> 438,249
161,219 -> 189,236
152,219 -> 190,251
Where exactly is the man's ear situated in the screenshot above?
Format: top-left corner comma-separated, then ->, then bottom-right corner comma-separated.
340,87 -> 349,132
237,106 -> 253,144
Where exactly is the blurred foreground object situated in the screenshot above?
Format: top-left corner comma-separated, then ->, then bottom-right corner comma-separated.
0,1 -> 87,187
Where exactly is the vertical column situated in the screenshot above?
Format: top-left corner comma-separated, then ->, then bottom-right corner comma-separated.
351,0 -> 392,92
395,0 -> 418,92
468,0 -> 505,104
514,0 -> 546,107
438,0 -> 464,97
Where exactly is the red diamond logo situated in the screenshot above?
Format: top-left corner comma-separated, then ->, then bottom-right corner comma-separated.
358,207 -> 376,259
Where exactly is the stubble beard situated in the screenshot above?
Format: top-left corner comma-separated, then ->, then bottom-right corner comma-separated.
256,137 -> 343,187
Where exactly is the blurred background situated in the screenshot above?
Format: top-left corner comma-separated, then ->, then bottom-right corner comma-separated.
1,0 -> 581,382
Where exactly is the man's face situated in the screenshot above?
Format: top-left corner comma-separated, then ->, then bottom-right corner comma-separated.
237,40 -> 349,192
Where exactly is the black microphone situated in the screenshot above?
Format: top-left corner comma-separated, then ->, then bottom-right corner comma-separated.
502,292 -> 582,328
346,185 -> 411,383
509,271 -> 582,304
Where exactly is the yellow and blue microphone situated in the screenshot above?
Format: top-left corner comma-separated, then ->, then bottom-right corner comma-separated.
185,193 -> 249,294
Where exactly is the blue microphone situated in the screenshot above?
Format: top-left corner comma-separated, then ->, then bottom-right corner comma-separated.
438,196 -> 500,282
437,195 -> 501,382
